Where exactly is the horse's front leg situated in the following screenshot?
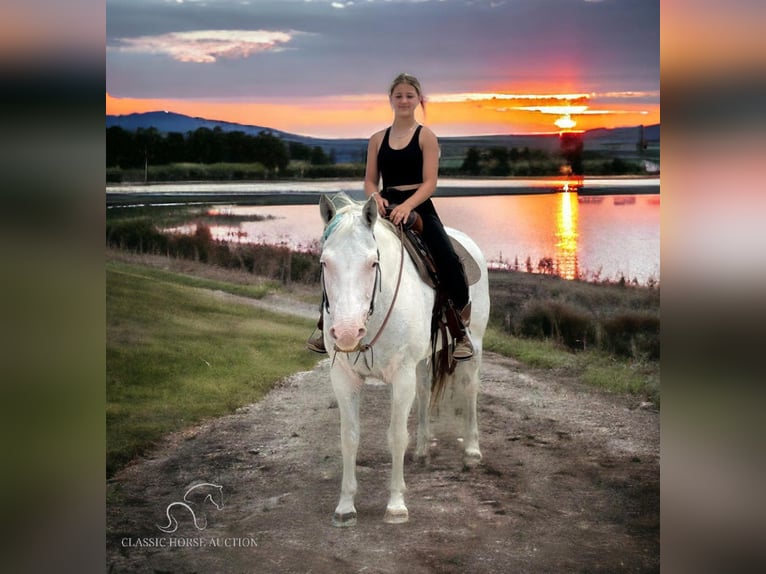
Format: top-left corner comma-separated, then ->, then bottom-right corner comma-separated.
331,368 -> 362,527
384,367 -> 417,524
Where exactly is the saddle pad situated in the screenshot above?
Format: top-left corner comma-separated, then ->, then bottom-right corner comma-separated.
450,237 -> 482,286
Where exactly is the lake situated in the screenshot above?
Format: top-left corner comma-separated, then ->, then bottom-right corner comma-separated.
127,177 -> 659,284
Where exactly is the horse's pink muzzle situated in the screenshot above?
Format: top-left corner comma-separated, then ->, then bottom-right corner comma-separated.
329,321 -> 367,352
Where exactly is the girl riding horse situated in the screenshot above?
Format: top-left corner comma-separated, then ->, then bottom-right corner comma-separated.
308,72 -> 473,360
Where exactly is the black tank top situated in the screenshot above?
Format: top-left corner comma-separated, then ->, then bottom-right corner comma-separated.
377,125 -> 423,189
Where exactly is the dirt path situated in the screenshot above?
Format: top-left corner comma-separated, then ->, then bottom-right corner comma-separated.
107,346 -> 659,573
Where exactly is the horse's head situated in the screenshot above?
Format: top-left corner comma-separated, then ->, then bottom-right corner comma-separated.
319,194 -> 380,352
184,482 -> 225,510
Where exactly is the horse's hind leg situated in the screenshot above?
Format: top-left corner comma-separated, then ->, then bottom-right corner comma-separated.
384,371 -> 417,524
414,359 -> 432,462
331,370 -> 362,527
458,357 -> 482,467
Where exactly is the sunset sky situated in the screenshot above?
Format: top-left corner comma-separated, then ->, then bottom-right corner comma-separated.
106,0 -> 659,138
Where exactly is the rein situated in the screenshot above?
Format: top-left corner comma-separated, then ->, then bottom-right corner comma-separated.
331,222 -> 406,363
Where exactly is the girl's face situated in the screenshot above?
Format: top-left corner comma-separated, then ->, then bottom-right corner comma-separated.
389,83 -> 420,115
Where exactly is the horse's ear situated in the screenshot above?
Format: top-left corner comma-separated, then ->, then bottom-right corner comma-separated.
320,194 -> 336,225
362,195 -> 378,229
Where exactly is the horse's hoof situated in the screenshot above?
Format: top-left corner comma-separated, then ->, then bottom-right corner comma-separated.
463,450 -> 482,469
332,511 -> 357,528
383,508 -> 409,524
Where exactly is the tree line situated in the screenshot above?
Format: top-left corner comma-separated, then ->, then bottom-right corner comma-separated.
106,126 -> 334,172
448,145 -> 644,177
107,126 -> 647,180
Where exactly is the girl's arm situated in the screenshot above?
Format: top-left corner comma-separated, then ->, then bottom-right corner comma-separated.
364,131 -> 388,214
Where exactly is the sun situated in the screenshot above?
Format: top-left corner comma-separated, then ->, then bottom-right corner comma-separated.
554,114 -> 577,130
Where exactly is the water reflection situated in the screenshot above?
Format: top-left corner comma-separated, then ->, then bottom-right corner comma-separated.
163,191 -> 659,284
555,191 -> 579,280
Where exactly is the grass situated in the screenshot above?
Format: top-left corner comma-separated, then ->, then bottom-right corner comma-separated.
582,358 -> 659,399
484,327 -> 577,370
106,262 -> 320,478
107,259 -> 276,299
484,326 -> 660,406
106,253 -> 660,477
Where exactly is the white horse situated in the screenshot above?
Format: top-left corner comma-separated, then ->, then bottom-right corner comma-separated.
318,192 -> 490,527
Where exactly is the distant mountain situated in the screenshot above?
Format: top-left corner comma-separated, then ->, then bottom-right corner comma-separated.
106,111 -> 289,138
106,111 -> 659,163
583,124 -> 659,148
106,111 -> 369,163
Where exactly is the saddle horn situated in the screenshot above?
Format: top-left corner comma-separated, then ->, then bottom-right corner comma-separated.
384,204 -> 423,234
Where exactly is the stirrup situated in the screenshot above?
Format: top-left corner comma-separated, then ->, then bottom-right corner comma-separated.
306,332 -> 327,354
453,301 -> 473,361
453,336 -> 474,361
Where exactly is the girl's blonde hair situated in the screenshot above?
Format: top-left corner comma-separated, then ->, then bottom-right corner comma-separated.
389,73 -> 426,116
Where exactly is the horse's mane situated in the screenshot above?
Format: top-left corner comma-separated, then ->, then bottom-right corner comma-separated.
327,192 -> 360,210
323,192 -> 398,242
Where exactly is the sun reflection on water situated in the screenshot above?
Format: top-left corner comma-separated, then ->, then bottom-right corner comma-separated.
555,191 -> 579,279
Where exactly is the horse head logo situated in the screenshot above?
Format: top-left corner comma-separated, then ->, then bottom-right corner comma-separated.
157,482 -> 224,533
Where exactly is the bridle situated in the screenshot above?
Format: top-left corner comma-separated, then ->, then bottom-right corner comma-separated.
321,221 -> 406,364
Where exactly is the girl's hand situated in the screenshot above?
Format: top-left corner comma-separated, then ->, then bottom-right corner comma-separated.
388,204 -> 412,227
372,192 -> 388,216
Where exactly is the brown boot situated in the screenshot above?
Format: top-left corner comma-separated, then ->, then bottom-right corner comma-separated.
451,302 -> 474,362
306,314 -> 327,354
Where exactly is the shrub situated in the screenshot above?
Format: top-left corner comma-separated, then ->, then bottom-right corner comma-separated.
226,244 -> 319,285
602,312 -> 660,359
106,219 -> 168,253
518,300 -> 596,351
106,215 -> 323,285
301,164 -> 365,179
518,301 -> 552,339
106,168 -> 123,183
162,223 -> 212,261
289,251 -> 322,284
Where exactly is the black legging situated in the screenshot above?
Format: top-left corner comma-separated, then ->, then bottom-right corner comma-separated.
381,188 -> 469,309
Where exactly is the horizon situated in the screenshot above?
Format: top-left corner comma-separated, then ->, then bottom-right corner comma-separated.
106,107 -> 660,141
106,0 -> 659,139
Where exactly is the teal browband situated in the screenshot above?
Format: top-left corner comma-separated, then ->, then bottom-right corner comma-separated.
322,213 -> 345,242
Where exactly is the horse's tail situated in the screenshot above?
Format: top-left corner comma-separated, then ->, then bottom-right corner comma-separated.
157,502 -> 205,533
157,510 -> 179,534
